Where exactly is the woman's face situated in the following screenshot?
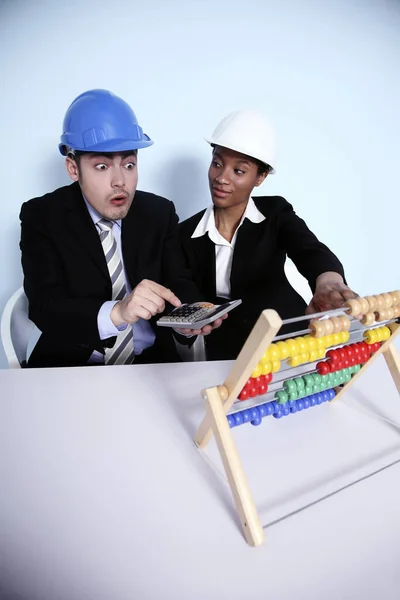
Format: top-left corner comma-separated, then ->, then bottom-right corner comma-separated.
208,146 -> 267,209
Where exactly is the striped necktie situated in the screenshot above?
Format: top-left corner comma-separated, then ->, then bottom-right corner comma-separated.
97,218 -> 135,365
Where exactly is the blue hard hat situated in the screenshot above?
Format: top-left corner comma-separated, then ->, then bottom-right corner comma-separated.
59,89 -> 153,155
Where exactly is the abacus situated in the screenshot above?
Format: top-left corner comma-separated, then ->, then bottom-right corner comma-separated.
195,291 -> 400,546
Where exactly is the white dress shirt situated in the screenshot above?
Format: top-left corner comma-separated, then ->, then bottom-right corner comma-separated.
191,198 -> 265,298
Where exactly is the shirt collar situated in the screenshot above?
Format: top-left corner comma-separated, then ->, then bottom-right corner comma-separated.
191,197 -> 265,240
83,196 -> 122,229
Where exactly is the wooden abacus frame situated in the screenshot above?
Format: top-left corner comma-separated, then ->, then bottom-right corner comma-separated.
195,307 -> 400,547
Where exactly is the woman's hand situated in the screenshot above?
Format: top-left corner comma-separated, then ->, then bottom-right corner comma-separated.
306,272 -> 358,315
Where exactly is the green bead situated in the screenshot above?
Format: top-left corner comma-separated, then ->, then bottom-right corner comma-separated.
284,379 -> 297,392
294,377 -> 305,390
313,373 -> 322,385
305,385 -> 313,396
276,391 -> 289,404
313,384 -> 321,393
289,391 -> 298,401
304,374 -> 314,387
344,374 -> 352,383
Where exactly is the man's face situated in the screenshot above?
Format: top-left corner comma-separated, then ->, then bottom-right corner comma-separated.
66,151 -> 138,220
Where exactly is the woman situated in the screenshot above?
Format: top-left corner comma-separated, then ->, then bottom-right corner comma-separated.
179,109 -> 357,360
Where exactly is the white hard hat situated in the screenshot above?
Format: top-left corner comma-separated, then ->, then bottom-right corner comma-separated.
205,109 -> 277,174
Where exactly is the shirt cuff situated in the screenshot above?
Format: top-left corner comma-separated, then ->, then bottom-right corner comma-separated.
98,301 -> 128,340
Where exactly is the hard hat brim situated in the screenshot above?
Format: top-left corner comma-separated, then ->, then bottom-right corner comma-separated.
204,137 -> 275,174
59,137 -> 154,156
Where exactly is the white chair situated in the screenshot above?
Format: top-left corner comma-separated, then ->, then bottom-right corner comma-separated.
1,287 -> 37,368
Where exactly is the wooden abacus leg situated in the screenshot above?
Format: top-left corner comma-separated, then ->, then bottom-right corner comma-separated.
332,323 -> 400,402
205,386 -> 265,547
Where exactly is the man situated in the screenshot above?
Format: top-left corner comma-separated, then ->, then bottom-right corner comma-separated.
20,89 -> 222,367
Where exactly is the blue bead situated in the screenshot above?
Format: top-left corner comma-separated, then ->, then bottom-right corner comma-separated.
322,390 -> 330,402
250,407 -> 260,421
241,410 -> 251,423
316,393 -> 323,405
227,415 -> 235,428
234,413 -> 244,426
297,399 -> 304,411
271,402 -> 281,415
308,395 -> 317,407
303,397 -> 310,409
258,404 -> 267,418
282,405 -> 290,416
328,388 -> 336,400
263,403 -> 273,416
273,410 -> 283,419
251,417 -> 262,426
288,400 -> 297,413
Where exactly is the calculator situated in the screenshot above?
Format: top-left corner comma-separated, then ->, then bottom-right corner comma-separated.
157,299 -> 242,329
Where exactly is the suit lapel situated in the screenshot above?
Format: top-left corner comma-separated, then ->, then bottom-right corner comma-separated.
65,183 -> 110,283
230,219 -> 264,292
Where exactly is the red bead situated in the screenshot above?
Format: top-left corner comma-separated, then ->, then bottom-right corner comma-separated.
349,356 -> 356,366
338,348 -> 347,361
258,384 -> 268,396
336,361 -> 344,371
373,342 -> 381,353
346,346 -> 354,359
265,372 -> 273,384
344,358 -> 350,368
317,361 -> 330,375
254,376 -> 263,388
249,387 -> 258,398
326,349 -> 339,363
238,389 -> 249,400
244,378 -> 253,389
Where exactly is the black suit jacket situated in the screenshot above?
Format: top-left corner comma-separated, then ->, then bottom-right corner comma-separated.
20,182 -> 201,367
179,196 -> 346,360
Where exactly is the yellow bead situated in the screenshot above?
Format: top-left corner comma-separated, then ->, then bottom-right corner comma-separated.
268,344 -> 279,361
332,333 -> 341,346
364,329 -> 377,344
261,349 -> 270,362
288,355 -> 301,367
309,349 -> 318,362
300,352 -> 310,364
276,341 -> 290,360
317,348 -> 326,359
304,335 -> 317,351
251,364 -> 263,378
340,331 -> 350,343
286,339 -> 298,357
261,362 -> 272,375
316,337 -> 325,350
381,326 -> 391,341
295,337 -> 308,354
324,334 -> 334,348
271,359 -> 281,372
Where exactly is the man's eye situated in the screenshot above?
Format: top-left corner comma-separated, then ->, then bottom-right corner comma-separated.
95,164 -> 107,171
124,162 -> 136,170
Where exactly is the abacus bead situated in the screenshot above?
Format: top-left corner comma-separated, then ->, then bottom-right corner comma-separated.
303,397 -> 310,409
345,298 -> 362,316
361,312 -> 375,326
242,410 -> 251,423
262,362 -> 272,375
375,309 -> 388,322
381,326 -> 391,341
309,394 -> 317,407
317,361 -> 330,375
276,391 -> 289,404
324,334 -> 334,348
393,305 -> 400,317
284,379 -> 297,393
332,333 -> 341,346
227,415 -> 235,428
309,349 -> 319,362
258,404 -> 267,418
265,403 -> 275,416
339,316 -> 351,331
364,329 -> 377,344
310,320 -> 325,337
234,413 -> 244,426
294,377 -> 305,390
268,344 -> 279,361
389,290 -> 400,305
261,349 -> 270,362
251,364 -> 263,378
317,348 -> 327,360
265,372 -> 273,384
289,401 -> 298,413
273,410 -> 283,419
248,387 -> 258,397
313,373 -> 323,385
300,352 -> 310,364
296,399 -> 304,411
358,297 -> 370,314
374,295 -> 385,311
322,390 -> 331,402
382,293 -> 393,308
326,349 -> 340,363
271,360 -> 281,372
305,385 -> 313,396
250,407 -> 260,421
328,389 -> 336,400
238,389 -> 249,401
386,307 -> 394,320
315,393 -> 324,404
288,355 -> 302,368
217,385 -> 229,400
340,331 -> 350,343
338,348 -> 347,361
289,391 -> 299,401
305,336 -> 317,351
286,339 -> 298,357
365,296 -> 377,312
330,317 -> 342,333
251,418 -> 262,426
324,320 -> 334,335
282,405 -> 291,417
304,374 -> 315,387
276,341 -> 290,360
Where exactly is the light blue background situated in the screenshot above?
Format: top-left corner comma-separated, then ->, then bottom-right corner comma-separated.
1,0 -> 399,367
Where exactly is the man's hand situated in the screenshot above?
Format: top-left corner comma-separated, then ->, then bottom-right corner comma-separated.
111,279 -> 181,326
176,312 -> 229,336
306,272 -> 358,315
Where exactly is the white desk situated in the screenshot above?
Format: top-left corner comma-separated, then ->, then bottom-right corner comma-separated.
1,358 -> 400,600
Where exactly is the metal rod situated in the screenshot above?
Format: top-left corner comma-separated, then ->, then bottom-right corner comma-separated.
281,306 -> 350,326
